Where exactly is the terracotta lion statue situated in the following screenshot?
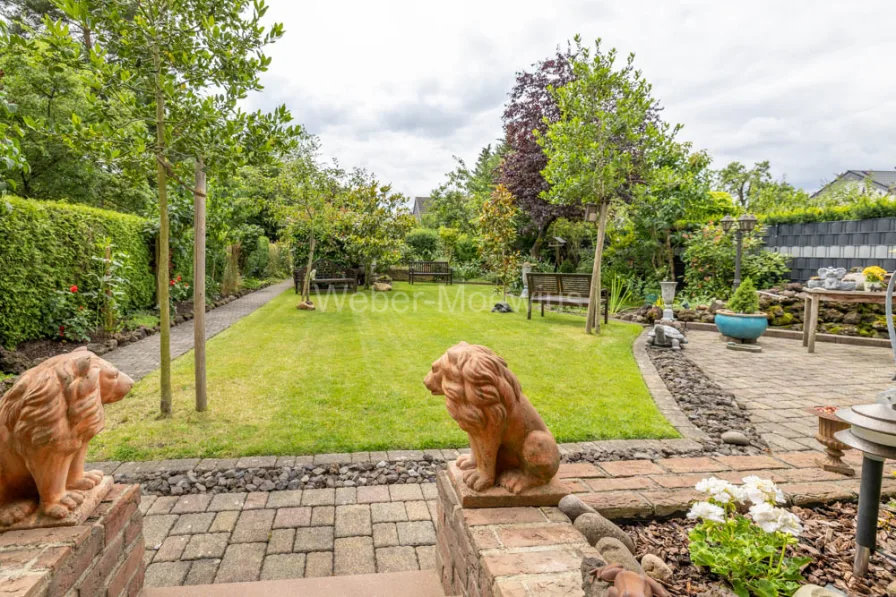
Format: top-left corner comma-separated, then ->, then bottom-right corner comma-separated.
424,342 -> 560,493
0,348 -> 133,525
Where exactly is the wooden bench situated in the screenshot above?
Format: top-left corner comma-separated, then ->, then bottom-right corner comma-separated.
527,273 -> 608,323
294,259 -> 358,294
408,261 -> 453,285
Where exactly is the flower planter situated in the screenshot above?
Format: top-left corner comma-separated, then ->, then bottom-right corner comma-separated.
807,406 -> 854,476
714,311 -> 768,342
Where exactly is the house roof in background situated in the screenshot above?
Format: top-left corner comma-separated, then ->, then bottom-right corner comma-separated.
811,169 -> 896,197
413,197 -> 431,215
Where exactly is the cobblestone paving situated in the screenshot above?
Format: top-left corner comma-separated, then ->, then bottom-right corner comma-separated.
686,330 -> 893,452
141,486 -> 439,587
105,280 -> 292,381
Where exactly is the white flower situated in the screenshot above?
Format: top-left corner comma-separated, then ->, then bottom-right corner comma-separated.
695,477 -> 747,504
687,501 -> 726,523
749,503 -> 802,537
742,476 -> 785,505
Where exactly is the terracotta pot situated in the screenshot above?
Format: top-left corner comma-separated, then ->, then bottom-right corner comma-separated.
807,406 -> 854,476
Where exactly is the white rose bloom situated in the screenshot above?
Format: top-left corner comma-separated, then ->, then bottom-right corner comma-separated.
774,510 -> 803,537
749,503 -> 780,533
687,501 -> 726,523
695,478 -> 744,504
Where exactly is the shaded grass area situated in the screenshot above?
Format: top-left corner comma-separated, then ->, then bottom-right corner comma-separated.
90,283 -> 677,460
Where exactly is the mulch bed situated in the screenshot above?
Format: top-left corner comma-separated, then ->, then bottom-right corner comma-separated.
623,502 -> 895,596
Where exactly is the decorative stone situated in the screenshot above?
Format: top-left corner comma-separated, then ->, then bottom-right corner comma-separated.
491,302 -> 513,313
0,349 -> 133,527
558,494 -> 596,522
373,282 -> 392,292
640,554 -> 673,581
446,463 -> 569,508
574,513 -> 636,554
721,431 -> 750,446
647,324 -> 687,351
424,342 -> 560,494
296,301 -> 315,310
793,585 -> 846,597
595,537 -> 642,574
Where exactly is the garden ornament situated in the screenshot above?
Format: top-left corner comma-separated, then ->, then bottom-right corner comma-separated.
0,348 -> 133,526
832,267 -> 896,577
806,267 -> 855,291
592,563 -> 670,597
423,342 -> 560,493
491,302 -> 513,313
647,324 -> 686,351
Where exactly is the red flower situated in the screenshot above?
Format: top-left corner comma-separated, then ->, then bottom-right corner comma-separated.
70,285 -> 78,293
177,276 -> 182,282
78,305 -> 84,311
184,284 -> 189,289
59,325 -> 65,331
170,280 -> 176,286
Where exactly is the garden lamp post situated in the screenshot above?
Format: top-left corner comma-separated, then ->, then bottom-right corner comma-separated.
721,214 -> 758,290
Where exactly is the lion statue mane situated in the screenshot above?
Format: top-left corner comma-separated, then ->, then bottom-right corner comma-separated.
424,342 -> 560,493
0,348 -> 133,525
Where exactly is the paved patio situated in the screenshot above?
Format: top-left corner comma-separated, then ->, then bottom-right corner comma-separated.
686,330 -> 894,452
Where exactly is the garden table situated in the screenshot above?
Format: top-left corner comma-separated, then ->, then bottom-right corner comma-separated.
798,289 -> 888,353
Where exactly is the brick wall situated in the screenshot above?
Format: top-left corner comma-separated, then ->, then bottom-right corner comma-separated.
0,484 -> 145,597
435,472 -> 596,597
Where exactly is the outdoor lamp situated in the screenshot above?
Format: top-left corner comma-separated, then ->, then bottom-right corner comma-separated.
738,213 -> 758,233
720,215 -> 736,232
584,204 -> 599,223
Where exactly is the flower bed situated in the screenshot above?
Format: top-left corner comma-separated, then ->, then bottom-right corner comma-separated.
623,501 -> 894,596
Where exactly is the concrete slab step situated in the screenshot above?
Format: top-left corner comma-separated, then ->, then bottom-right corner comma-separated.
140,570 -> 445,597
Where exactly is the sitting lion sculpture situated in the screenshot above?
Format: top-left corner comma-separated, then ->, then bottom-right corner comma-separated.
0,348 -> 133,525
424,342 -> 560,493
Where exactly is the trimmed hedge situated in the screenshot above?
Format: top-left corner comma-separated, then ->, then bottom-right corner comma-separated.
0,197 -> 155,347
763,196 -> 896,225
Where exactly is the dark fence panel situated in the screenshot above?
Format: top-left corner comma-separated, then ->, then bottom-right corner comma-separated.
764,217 -> 896,282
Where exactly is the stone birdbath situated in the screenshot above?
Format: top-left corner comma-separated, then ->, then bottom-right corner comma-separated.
806,405 -> 854,476
660,281 -> 677,321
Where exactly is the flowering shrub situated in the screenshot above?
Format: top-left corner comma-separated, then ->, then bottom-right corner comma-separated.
863,266 -> 887,284
49,285 -> 95,342
169,276 -> 191,303
687,476 -> 809,597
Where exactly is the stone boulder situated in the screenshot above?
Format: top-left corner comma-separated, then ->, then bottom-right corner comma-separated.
558,494 -> 597,523
595,537 -> 642,574
373,282 -> 392,291
296,301 -> 315,311
574,513 -> 636,553
641,554 -> 672,581
793,585 -> 846,597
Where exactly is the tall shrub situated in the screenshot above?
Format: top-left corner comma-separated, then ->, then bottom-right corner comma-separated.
0,197 -> 154,346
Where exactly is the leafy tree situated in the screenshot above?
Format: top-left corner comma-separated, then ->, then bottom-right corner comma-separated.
273,153 -> 342,305
500,47 -> 582,257
43,0 -> 291,417
424,144 -> 504,233
0,36 -> 151,209
405,228 -> 439,260
340,171 -> 414,287
478,184 -> 521,301
438,226 -> 460,264
537,36 -> 662,334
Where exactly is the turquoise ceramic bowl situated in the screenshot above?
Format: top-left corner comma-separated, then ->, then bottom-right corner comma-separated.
714,311 -> 769,340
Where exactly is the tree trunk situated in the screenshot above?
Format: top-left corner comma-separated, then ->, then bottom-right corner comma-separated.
365,262 -> 372,290
302,232 -> 316,304
585,202 -> 610,334
193,157 -> 207,413
155,56 -> 172,418
665,229 -> 675,280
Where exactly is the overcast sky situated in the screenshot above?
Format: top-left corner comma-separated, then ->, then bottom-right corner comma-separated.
247,0 -> 896,199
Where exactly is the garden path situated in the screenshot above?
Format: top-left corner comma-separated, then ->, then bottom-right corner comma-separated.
106,280 -> 293,382
685,329 -> 893,452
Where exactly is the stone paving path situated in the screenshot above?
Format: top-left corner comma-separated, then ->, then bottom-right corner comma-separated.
141,485 -> 439,588
106,280 -> 292,381
686,330 -> 893,452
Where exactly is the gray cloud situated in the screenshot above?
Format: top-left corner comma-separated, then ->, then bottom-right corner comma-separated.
247,0 -> 896,198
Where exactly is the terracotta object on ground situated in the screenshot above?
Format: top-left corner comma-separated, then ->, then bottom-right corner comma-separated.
424,342 -> 560,493
296,301 -> 315,310
0,348 -> 133,527
593,563 -> 670,597
808,406 -> 854,476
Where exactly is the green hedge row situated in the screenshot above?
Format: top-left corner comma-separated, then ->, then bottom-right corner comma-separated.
0,197 -> 155,347
763,196 -> 896,225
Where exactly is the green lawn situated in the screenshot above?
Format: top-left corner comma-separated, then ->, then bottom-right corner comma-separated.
90,283 -> 677,461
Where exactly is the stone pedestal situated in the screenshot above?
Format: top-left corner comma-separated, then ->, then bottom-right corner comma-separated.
436,470 -> 597,597
447,463 -> 571,508
1,476 -> 114,532
0,484 -> 145,597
